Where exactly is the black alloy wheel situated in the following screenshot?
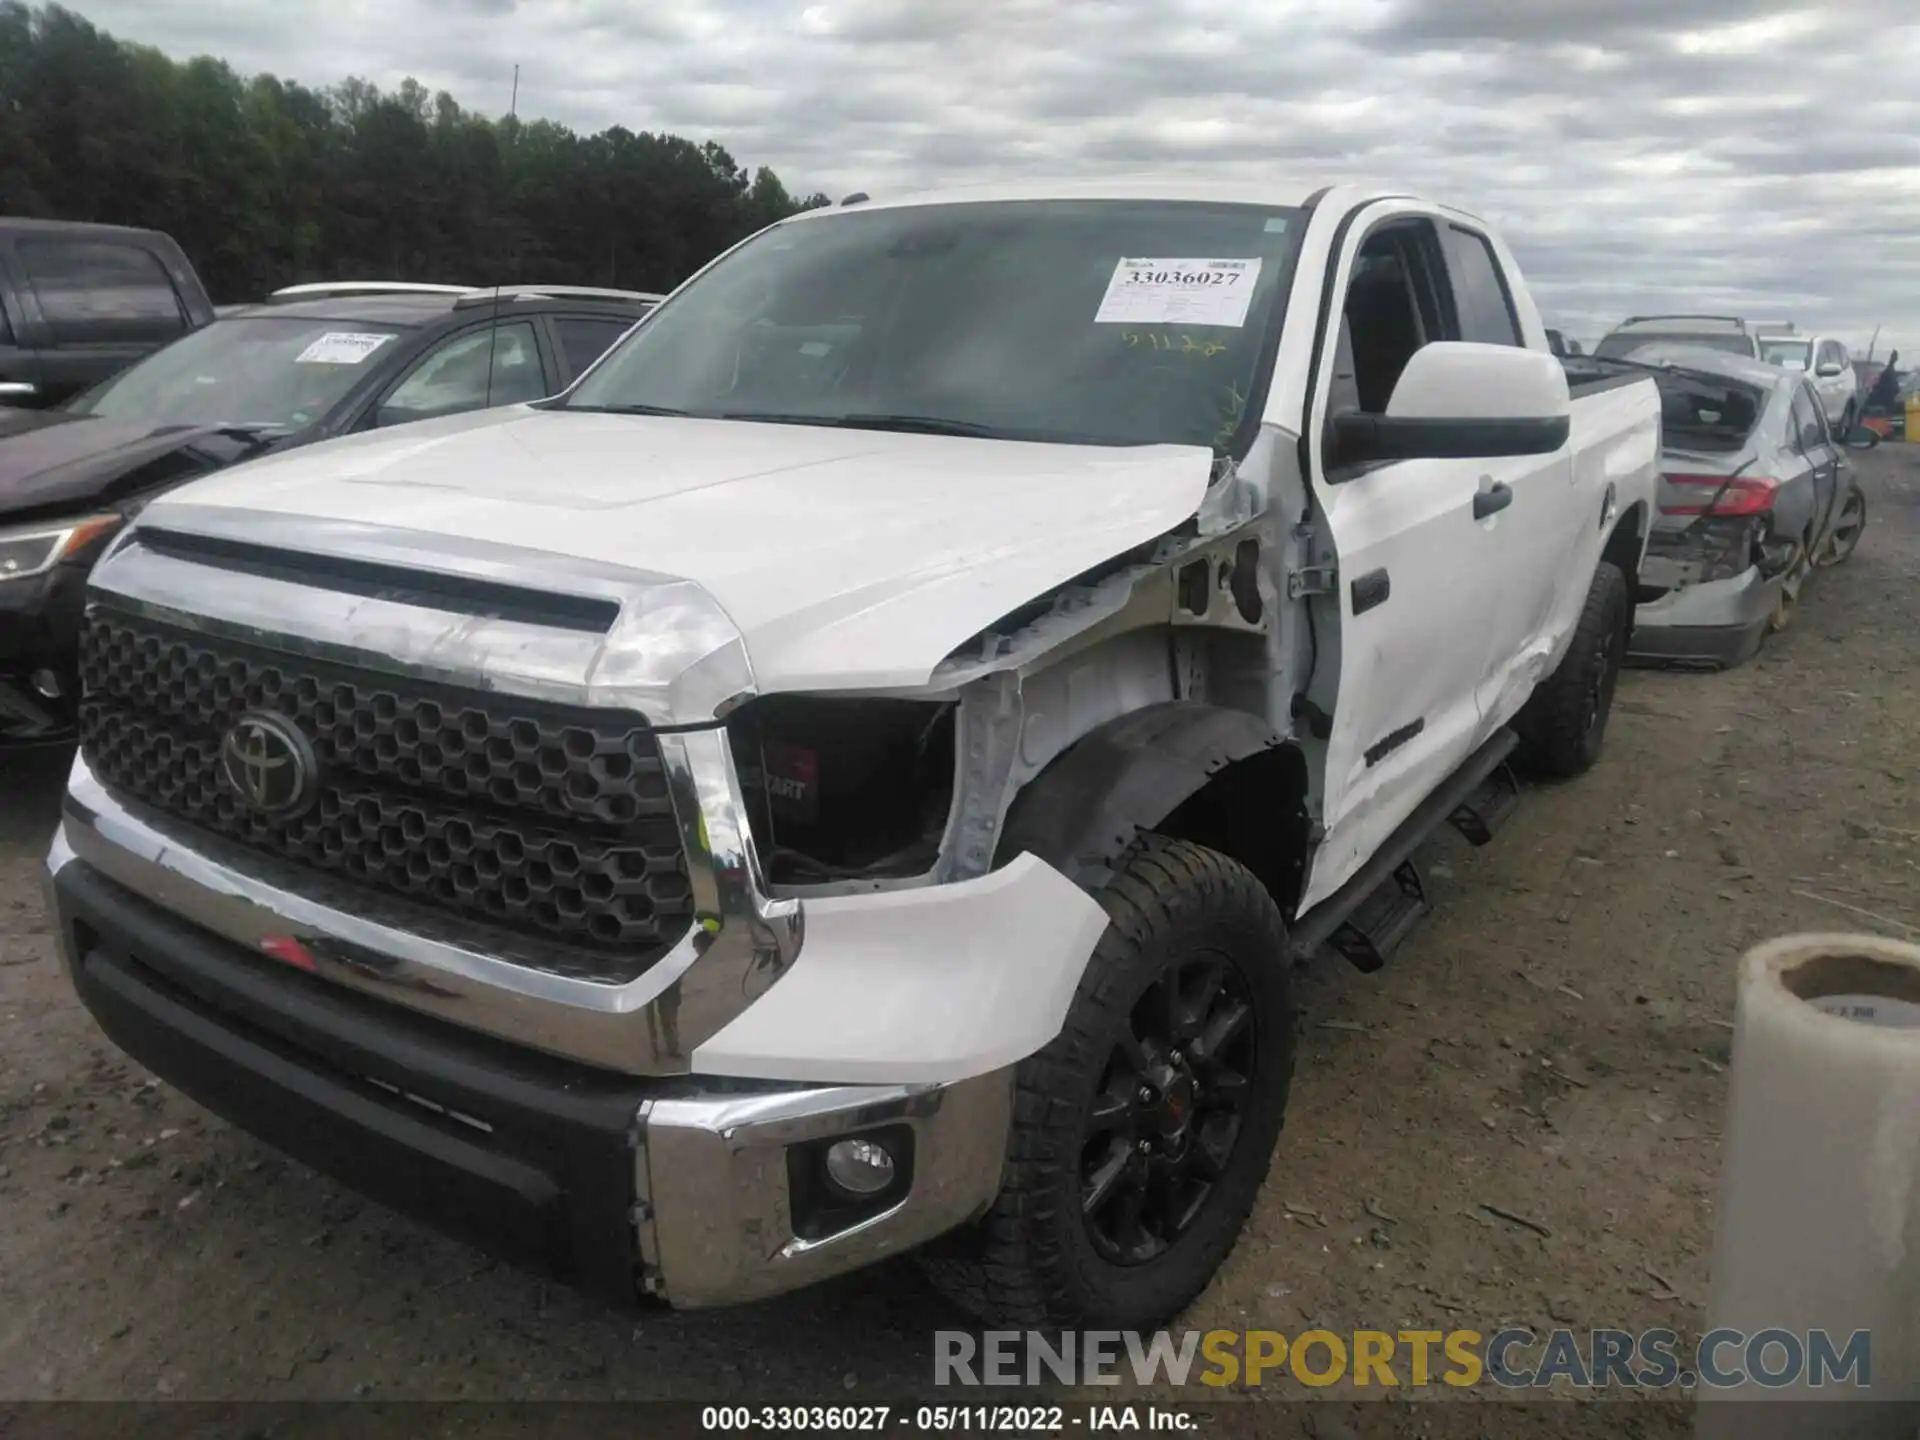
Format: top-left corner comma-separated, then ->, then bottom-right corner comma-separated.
1080,952 -> 1257,1265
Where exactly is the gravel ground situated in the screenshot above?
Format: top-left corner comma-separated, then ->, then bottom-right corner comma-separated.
1,446 -> 1914,1429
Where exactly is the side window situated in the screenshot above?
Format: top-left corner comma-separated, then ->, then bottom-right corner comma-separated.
553,315 -> 634,381
376,321 -> 547,428
1438,225 -> 1522,347
1789,385 -> 1827,452
1330,220 -> 1453,421
18,240 -> 186,346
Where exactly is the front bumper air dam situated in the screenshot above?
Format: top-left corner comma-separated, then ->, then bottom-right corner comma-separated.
1629,564 -> 1780,670
44,841 -> 1016,1310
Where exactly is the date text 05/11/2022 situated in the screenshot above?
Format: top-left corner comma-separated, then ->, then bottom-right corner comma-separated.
700,1404 -> 1196,1431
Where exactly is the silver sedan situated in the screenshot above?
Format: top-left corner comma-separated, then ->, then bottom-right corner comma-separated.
1617,344 -> 1867,669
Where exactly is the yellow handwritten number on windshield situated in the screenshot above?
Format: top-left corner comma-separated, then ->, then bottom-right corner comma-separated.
1121,332 -> 1229,357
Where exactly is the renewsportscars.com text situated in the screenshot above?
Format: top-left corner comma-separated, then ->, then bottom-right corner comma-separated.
935,1328 -> 1872,1390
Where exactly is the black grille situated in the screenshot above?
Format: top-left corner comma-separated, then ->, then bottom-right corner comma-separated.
76,609 -> 694,982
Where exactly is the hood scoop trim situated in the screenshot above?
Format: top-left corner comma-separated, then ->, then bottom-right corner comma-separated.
131,527 -> 620,634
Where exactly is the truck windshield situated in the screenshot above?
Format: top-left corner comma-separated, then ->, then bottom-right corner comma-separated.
69,316 -> 406,432
565,198 -> 1304,453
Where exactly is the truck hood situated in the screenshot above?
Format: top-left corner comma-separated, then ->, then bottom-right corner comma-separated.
0,407 -> 269,523
139,405 -> 1214,696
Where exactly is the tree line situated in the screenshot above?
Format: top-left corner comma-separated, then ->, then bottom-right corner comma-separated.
0,3 -> 831,301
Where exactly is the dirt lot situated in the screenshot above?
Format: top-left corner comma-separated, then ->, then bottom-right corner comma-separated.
0,447 -> 1914,1425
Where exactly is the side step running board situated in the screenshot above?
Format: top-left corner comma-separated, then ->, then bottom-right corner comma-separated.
1328,860 -> 1427,973
1290,728 -> 1519,967
1446,762 -> 1521,847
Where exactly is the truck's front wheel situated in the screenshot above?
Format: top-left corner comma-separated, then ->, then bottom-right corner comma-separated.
919,837 -> 1295,1329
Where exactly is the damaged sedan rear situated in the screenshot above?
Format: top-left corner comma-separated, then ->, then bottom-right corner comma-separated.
1581,344 -> 1856,669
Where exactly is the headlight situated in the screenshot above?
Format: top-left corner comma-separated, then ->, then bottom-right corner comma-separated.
0,513 -> 122,582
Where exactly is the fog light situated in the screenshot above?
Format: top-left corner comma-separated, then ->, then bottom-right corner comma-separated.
824,1137 -> 896,1196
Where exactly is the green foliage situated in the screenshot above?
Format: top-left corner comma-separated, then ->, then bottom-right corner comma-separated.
0,3 -> 826,300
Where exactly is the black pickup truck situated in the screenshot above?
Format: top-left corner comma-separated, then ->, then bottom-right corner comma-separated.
0,218 -> 215,409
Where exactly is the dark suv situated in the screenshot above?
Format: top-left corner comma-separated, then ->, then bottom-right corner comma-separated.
0,281 -> 661,742
0,218 -> 216,409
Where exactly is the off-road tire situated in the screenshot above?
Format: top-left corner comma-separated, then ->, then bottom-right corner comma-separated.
917,836 -> 1296,1329
1512,560 -> 1628,781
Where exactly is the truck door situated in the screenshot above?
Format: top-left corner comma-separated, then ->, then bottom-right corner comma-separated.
1294,207 -> 1513,911
1430,221 -> 1579,728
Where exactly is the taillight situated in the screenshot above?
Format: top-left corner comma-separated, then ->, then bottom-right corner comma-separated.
1659,473 -> 1780,517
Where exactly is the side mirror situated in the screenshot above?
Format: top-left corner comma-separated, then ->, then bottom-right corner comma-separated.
1816,362 -> 1844,378
1328,342 -> 1571,469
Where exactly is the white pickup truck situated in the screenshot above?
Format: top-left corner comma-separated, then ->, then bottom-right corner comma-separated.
44,180 -> 1660,1330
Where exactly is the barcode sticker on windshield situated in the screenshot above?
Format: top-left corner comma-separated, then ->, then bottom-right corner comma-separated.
295,332 -> 394,365
1095,258 -> 1262,328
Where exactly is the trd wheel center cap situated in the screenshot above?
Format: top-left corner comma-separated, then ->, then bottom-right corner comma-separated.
1156,1073 -> 1197,1141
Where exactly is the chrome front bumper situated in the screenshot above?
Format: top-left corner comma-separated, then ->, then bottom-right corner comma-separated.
46,836 -> 1013,1309
52,735 -> 800,1076
640,1071 -> 1013,1307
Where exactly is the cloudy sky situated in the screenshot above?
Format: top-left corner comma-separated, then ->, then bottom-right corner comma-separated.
79,0 -> 1920,356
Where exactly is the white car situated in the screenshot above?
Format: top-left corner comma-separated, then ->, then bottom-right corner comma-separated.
47,179 -> 1661,1329
1596,314 -> 1759,361
1755,328 -> 1860,429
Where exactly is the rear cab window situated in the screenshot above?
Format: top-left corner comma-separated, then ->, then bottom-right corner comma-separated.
18,238 -> 188,346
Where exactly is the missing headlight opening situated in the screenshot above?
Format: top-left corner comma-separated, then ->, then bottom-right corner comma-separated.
726,696 -> 957,886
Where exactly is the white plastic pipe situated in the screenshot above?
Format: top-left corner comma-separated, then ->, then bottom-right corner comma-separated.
1698,932 -> 1920,1440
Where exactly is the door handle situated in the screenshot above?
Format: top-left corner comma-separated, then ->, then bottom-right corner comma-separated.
1473,483 -> 1513,519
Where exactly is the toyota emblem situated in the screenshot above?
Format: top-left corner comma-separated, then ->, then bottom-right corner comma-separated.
220,711 -> 320,818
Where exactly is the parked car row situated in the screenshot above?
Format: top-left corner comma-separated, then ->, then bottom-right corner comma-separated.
0,229 -> 661,741
1583,311 -> 1871,669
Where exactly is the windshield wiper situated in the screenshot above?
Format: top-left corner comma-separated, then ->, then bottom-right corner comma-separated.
711,410 -> 1002,439
559,402 -> 694,417
711,410 -> 1130,446
183,423 -> 285,456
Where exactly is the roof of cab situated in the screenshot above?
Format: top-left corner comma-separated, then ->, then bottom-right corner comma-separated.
0,215 -> 175,240
785,175 -> 1355,216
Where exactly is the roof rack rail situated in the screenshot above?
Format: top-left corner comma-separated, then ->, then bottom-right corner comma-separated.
450,284 -> 667,310
1618,313 -> 1750,329
268,281 -> 476,301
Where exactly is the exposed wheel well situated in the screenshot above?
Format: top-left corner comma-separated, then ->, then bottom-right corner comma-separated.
1154,745 -> 1313,918
995,702 -> 1313,918
1603,500 -> 1648,610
